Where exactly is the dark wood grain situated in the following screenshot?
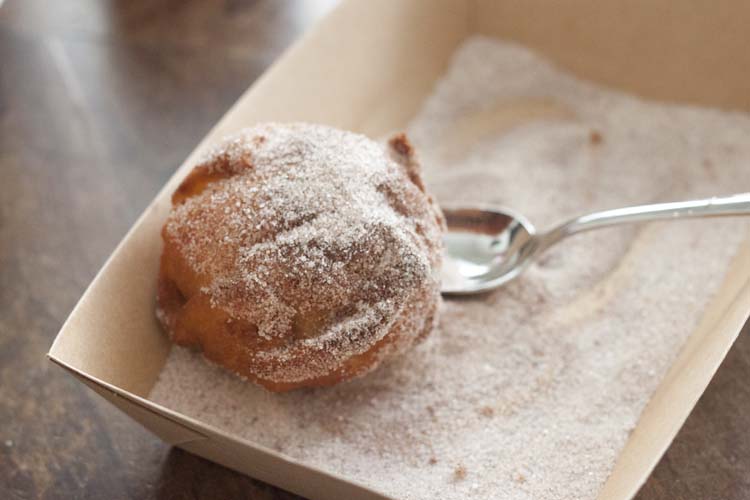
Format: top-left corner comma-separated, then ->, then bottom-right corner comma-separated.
0,1 -> 747,499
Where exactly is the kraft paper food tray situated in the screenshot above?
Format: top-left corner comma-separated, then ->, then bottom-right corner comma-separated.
48,1 -> 750,499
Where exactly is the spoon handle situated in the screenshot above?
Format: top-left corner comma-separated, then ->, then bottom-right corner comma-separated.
538,193 -> 750,252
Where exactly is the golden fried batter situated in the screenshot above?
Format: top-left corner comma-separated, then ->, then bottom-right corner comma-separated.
156,123 -> 444,391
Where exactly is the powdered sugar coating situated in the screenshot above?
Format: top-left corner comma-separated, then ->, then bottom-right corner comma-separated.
158,123 -> 444,388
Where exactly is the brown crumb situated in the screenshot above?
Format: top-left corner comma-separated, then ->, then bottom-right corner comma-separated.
428,457 -> 438,465
453,464 -> 467,481
389,132 -> 413,157
702,158 -> 718,180
478,406 -> 494,417
589,130 -> 603,145
534,293 -> 547,307
514,473 -> 526,484
388,133 -> 426,191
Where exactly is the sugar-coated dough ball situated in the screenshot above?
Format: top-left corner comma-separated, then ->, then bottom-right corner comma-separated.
156,123 -> 444,391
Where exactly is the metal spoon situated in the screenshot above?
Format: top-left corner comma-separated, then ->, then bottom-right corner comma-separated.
441,193 -> 750,295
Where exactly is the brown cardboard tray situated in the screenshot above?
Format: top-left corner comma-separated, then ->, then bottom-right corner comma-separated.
48,1 -> 750,498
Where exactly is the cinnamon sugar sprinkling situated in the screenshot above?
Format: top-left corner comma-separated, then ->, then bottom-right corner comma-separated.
152,38 -> 750,499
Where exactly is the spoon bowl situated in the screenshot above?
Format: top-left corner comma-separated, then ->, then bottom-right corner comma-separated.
441,206 -> 536,295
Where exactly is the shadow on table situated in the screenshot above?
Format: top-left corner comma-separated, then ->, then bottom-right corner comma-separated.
155,447 -> 305,500
636,321 -> 750,500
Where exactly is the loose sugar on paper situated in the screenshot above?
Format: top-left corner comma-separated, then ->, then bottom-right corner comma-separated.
151,37 -> 750,499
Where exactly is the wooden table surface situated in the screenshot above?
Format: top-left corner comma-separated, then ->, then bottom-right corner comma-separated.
1,1 -> 748,499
